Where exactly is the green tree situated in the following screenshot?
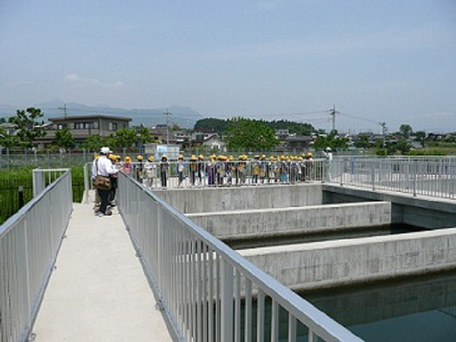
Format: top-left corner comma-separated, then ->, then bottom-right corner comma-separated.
0,117 -> 6,124
113,128 -> 137,149
313,131 -> 349,151
224,117 -> 278,151
354,133 -> 371,149
82,134 -> 106,152
55,127 -> 75,150
194,118 -> 228,134
12,107 -> 47,148
413,130 -> 426,147
395,138 -> 411,154
399,124 -> 413,139
0,127 -> 18,148
138,126 -> 154,144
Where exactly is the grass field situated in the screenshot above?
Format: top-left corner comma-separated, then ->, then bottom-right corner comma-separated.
0,167 -> 85,225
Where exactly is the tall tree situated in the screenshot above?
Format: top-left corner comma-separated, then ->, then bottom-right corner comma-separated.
12,107 -> 47,148
224,117 -> 278,151
399,124 -> 413,139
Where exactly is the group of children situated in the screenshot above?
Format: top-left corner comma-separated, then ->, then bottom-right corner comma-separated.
105,152 -> 317,188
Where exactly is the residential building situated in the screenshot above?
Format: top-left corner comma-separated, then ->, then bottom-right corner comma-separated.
37,115 -> 132,147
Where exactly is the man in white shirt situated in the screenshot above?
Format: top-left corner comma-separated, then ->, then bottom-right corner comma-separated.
95,147 -> 117,216
322,147 -> 333,182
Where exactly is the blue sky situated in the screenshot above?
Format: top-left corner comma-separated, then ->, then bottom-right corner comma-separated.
1,0 -> 455,133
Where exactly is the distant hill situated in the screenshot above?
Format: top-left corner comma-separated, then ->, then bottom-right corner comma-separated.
0,100 -> 203,129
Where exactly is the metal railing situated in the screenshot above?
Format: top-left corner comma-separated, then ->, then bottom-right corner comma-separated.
329,157 -> 456,199
85,159 -> 325,193
117,172 -> 363,342
0,169 -> 73,342
0,150 -> 94,169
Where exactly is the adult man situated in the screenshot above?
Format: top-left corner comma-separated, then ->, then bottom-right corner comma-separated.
322,147 -> 333,182
95,147 -> 117,216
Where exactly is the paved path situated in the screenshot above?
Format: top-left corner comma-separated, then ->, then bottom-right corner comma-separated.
32,202 -> 173,342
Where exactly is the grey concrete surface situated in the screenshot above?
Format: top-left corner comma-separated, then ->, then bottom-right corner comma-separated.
32,202 -> 173,342
240,228 -> 456,291
154,184 -> 323,213
323,184 -> 456,228
186,201 -> 391,240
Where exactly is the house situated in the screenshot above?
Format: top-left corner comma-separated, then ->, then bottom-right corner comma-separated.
37,115 -> 132,147
201,134 -> 227,152
0,122 -> 18,136
285,135 -> 313,152
275,129 -> 290,140
148,127 -> 176,144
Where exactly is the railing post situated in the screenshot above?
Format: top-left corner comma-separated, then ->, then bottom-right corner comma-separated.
33,169 -> 45,197
220,260 -> 233,342
371,161 -> 376,191
84,162 -> 90,204
18,186 -> 24,208
413,162 -> 417,197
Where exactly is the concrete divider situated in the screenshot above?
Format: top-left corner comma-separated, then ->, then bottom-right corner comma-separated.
186,202 -> 391,240
323,184 -> 456,228
239,228 -> 456,291
154,184 -> 322,213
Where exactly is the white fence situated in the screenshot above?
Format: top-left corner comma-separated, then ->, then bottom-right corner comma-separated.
330,157 -> 456,199
0,169 -> 73,342
117,172 -> 363,342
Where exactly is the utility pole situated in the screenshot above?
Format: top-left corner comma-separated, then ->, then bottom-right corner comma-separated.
329,105 -> 337,133
380,122 -> 387,147
59,104 -> 68,119
164,109 -> 172,147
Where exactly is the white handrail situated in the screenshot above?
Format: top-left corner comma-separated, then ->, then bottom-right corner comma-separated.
117,172 -> 363,342
0,169 -> 73,342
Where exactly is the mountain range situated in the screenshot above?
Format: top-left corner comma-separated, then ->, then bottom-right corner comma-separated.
0,100 -> 204,129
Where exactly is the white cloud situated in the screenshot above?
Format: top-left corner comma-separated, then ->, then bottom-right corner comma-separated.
64,74 -> 124,88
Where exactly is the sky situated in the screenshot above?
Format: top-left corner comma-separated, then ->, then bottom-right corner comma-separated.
1,0 -> 455,133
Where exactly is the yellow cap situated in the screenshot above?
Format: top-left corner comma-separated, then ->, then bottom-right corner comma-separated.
190,155 -> 197,160
125,156 -> 131,162
178,154 -> 184,159
137,155 -> 143,161
148,156 -> 154,161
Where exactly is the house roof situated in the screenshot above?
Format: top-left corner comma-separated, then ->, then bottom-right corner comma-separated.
286,135 -> 312,142
49,115 -> 132,122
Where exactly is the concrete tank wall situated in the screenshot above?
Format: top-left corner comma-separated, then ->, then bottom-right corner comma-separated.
240,228 -> 456,291
154,184 -> 323,213
186,202 -> 391,240
323,185 -> 456,228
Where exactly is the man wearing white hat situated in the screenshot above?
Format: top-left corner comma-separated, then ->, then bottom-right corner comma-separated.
95,147 -> 117,216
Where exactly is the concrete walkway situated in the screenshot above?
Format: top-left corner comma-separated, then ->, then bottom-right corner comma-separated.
32,202 -> 173,342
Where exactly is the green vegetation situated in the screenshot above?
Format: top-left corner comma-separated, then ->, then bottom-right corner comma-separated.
194,118 -> 229,134
0,166 -> 85,225
11,107 -> 47,148
313,131 -> 349,151
224,117 -> 278,151
194,117 -> 315,136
